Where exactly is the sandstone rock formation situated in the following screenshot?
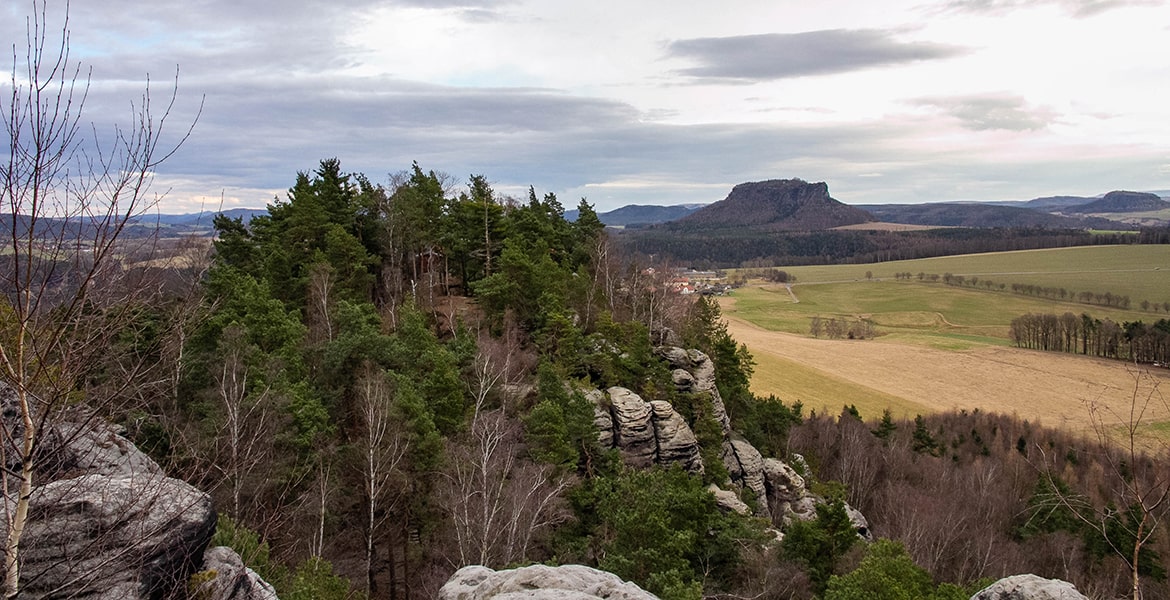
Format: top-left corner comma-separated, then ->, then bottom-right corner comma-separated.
591,386 -> 704,474
438,564 -> 658,600
588,348 -> 871,541
970,574 -> 1088,600
707,483 -> 751,515
656,347 -> 730,434
19,472 -> 215,599
198,546 -> 281,600
1,381 -> 246,599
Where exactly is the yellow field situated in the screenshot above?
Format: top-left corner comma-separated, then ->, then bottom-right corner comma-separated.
724,306 -> 1170,445
718,245 -> 1170,447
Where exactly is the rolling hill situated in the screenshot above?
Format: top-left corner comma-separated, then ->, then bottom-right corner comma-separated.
860,202 -> 1130,229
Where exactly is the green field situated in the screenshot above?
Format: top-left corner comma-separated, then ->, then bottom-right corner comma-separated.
731,245 -> 1170,343
724,245 -> 1170,439
748,245 -> 1170,307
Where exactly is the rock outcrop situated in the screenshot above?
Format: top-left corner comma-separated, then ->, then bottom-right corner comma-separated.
439,564 -> 658,600
587,348 -> 871,541
19,471 -> 215,599
656,347 -> 730,434
198,546 -> 281,600
970,574 -> 1088,600
591,386 -> 704,474
0,381 -> 243,599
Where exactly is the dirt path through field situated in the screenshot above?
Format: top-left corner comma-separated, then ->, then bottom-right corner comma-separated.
722,308 -> 1170,437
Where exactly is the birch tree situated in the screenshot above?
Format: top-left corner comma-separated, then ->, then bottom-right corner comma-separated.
0,3 -> 197,595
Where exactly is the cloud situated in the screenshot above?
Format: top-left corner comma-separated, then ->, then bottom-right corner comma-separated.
934,0 -> 1163,17
912,94 -> 1057,131
667,29 -> 966,81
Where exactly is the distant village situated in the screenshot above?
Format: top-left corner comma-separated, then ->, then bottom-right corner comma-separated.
667,268 -> 735,296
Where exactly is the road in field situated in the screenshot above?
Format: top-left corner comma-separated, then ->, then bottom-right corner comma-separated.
723,311 -> 1170,439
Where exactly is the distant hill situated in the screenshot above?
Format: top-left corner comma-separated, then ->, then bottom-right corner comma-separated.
670,179 -> 872,231
566,204 -> 701,226
1063,190 -> 1169,214
860,203 -> 1130,229
1,208 -> 270,241
142,207 -> 268,227
1018,196 -> 1096,210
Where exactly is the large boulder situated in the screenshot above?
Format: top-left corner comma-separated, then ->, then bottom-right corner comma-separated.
1,383 -> 234,600
197,546 -> 281,600
970,575 -> 1088,600
707,483 -> 751,515
606,387 -> 657,468
18,472 -> 216,599
762,458 -> 814,523
649,401 -> 703,472
439,564 -> 658,600
593,387 -> 704,474
722,437 -> 767,511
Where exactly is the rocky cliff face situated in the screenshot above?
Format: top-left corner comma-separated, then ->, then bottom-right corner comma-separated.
0,381 -> 275,600
589,347 -> 870,540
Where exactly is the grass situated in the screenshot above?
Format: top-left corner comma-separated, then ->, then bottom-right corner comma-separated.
728,279 -> 1152,342
750,351 -> 929,420
740,245 -> 1170,307
722,245 -> 1170,443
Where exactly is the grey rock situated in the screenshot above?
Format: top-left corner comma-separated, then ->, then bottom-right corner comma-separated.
759,458 -> 869,539
655,347 -> 730,433
607,387 -> 656,468
53,421 -> 164,479
722,438 -> 768,514
762,458 -> 806,502
669,369 -> 695,391
439,564 -> 658,600
970,574 -> 1087,600
845,503 -> 872,541
18,472 -> 216,600
599,388 -> 704,473
649,401 -> 703,473
198,546 -> 280,600
762,458 -> 809,523
584,388 -> 615,448
707,484 -> 751,515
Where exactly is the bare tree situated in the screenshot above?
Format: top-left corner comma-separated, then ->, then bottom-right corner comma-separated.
210,325 -> 276,522
439,331 -> 570,568
1037,369 -> 1170,600
354,365 -> 410,597
0,3 -> 198,595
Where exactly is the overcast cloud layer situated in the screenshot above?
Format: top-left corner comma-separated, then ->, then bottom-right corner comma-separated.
2,0 -> 1168,212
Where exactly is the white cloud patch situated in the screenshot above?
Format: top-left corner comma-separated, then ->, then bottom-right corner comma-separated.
668,29 -> 967,81
912,94 -> 1058,131
935,0 -> 1163,17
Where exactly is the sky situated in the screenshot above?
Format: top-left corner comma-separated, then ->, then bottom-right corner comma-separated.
3,0 -> 1169,213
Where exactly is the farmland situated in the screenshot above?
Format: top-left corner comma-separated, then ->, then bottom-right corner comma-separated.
720,245 -> 1170,443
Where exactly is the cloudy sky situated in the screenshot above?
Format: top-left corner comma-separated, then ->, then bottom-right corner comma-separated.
4,0 -> 1169,212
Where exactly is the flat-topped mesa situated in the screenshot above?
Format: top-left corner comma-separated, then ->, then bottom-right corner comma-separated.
671,179 -> 874,231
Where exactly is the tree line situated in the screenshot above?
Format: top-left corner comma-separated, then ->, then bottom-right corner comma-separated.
618,225 -> 1168,269
895,271 -> 1170,314
1009,311 -> 1170,364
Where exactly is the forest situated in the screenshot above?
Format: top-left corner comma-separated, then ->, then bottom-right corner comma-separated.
618,223 -> 1170,269
5,154 -> 1169,600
